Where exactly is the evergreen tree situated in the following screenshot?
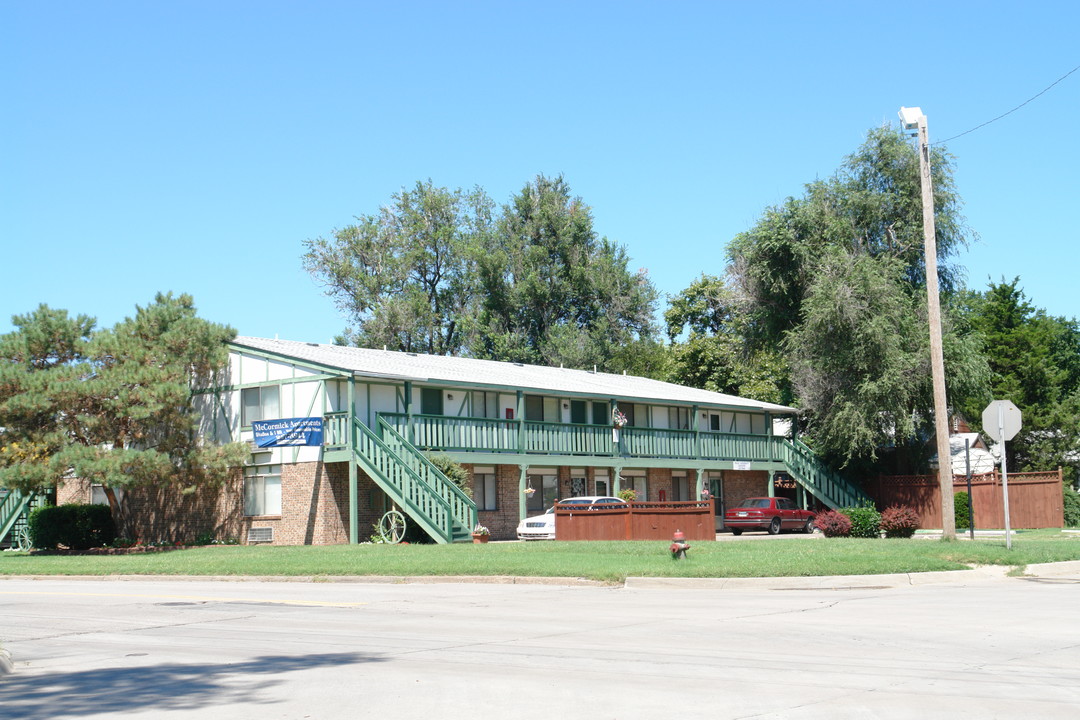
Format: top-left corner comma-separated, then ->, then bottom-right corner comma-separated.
0,294 -> 248,534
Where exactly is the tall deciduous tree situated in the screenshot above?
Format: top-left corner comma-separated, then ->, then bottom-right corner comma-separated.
664,274 -> 788,404
0,294 -> 247,533
473,174 -> 659,369
302,179 -> 494,354
725,126 -> 989,466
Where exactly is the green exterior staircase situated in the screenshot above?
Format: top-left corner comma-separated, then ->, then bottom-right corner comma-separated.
348,417 -> 476,544
776,437 -> 871,510
1,488 -> 50,549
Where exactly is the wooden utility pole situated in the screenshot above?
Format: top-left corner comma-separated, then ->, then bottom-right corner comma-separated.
912,109 -> 956,539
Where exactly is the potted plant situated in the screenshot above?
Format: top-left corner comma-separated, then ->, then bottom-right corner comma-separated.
471,524 -> 491,544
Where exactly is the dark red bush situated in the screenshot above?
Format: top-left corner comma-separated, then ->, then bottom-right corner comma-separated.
814,509 -> 852,538
880,505 -> 920,538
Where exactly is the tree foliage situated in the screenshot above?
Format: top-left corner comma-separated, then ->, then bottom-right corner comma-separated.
719,126 -> 989,466
304,174 -> 659,371
302,180 -> 494,354
0,294 -> 248,533
959,278 -> 1080,483
473,174 -> 658,369
663,275 -> 787,404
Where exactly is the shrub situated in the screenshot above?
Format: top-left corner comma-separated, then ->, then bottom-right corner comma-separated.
880,505 -> 920,538
954,491 -> 972,531
1064,486 -> 1080,528
618,488 -> 637,502
426,453 -> 472,498
842,502 -> 882,538
814,509 -> 852,537
28,504 -> 116,550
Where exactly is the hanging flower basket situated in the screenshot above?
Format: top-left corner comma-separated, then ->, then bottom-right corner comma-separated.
524,487 -> 536,497
612,407 -> 628,429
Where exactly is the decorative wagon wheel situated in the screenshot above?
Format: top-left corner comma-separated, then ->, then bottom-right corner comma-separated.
15,527 -> 33,552
378,510 -> 407,544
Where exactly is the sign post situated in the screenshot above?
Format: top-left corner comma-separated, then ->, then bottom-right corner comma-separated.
982,400 -> 1022,549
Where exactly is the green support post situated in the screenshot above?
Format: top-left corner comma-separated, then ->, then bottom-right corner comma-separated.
348,375 -> 358,544
693,404 -> 700,459
613,465 -> 623,496
516,390 -> 524,453
404,380 -> 413,444
768,470 -> 776,498
518,464 -> 529,521
695,468 -> 704,501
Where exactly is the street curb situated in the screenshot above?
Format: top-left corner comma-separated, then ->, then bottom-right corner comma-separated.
0,648 -> 13,676
0,574 -> 613,587
1,560 -> 1077,589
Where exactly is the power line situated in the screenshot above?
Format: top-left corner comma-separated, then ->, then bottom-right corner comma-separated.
933,62 -> 1080,145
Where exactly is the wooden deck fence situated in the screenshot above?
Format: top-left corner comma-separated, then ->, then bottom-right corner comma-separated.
554,500 -> 715,541
865,469 -> 1064,529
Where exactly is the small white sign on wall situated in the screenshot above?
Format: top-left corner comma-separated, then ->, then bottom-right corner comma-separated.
732,461 -> 752,471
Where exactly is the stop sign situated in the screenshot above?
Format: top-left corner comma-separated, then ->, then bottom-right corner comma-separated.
982,400 -> 1022,443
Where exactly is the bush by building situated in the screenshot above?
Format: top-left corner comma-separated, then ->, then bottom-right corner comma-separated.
880,505 -> 920,538
28,504 -> 116,550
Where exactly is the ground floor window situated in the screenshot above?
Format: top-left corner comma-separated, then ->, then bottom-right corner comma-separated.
526,472 -> 558,512
622,472 -> 647,501
671,473 -> 689,501
244,465 -> 281,516
473,467 -> 497,510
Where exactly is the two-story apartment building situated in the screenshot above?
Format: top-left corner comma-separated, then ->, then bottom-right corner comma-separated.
173,337 -> 866,544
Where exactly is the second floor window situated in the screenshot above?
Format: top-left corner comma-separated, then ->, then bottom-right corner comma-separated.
242,385 -> 280,426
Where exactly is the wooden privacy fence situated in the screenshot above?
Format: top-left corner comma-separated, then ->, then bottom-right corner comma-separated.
555,500 -> 715,541
865,469 -> 1064,529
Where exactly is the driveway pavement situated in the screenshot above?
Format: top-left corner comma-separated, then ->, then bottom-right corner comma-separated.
2,563 -> 1079,719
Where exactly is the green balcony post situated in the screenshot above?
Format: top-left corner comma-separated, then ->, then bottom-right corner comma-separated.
404,381 -> 413,443
613,465 -> 623,496
693,404 -> 700,459
348,376 -> 358,544
695,468 -> 704,501
768,470 -> 776,498
516,390 -> 524,453
518,464 -> 529,521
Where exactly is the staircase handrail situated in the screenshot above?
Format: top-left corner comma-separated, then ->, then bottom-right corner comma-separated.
0,488 -> 34,545
351,418 -> 456,543
377,417 -> 478,532
775,437 -> 871,509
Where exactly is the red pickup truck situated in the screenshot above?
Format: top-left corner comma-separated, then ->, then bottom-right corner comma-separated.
724,497 -> 816,535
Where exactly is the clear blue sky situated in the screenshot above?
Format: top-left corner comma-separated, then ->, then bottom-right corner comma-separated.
4,1 -> 1078,344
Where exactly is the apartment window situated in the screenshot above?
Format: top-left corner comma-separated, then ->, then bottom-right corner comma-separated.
668,407 -> 690,430
622,472 -> 647,501
570,400 -> 588,424
591,401 -> 609,425
525,395 -> 544,421
671,472 -> 689,501
594,471 -> 610,496
421,388 -> 443,415
473,467 -> 497,511
472,391 -> 500,419
621,404 -> 635,427
526,471 -> 558,512
242,385 -> 280,426
244,465 -> 282,516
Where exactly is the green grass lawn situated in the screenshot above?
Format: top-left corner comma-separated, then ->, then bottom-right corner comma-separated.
3,530 -> 1079,582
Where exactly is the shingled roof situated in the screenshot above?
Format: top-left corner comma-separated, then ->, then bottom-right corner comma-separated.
231,336 -> 798,413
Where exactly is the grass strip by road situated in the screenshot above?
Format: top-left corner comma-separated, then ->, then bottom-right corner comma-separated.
3,530 -> 1079,582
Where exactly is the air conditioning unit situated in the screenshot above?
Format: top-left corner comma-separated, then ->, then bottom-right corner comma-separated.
247,527 -> 274,543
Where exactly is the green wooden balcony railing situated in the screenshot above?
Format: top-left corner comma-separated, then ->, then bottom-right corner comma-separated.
378,412 -> 782,463
321,411 -> 867,513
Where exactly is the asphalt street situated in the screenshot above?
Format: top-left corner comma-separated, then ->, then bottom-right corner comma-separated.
2,565 -> 1079,720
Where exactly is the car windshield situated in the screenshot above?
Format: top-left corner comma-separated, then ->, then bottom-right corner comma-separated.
737,498 -> 771,509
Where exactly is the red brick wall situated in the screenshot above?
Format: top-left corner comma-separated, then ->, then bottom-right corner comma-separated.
722,471 -> 769,514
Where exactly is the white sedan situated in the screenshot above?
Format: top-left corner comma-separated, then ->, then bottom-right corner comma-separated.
516,496 -> 626,540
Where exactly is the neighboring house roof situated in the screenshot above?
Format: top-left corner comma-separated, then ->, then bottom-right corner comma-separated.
231,336 -> 798,413
930,433 -> 998,475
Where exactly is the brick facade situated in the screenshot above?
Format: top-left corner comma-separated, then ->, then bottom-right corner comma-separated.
56,462 -> 773,545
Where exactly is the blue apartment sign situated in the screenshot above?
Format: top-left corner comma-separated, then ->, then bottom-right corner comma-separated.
252,417 -> 324,447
